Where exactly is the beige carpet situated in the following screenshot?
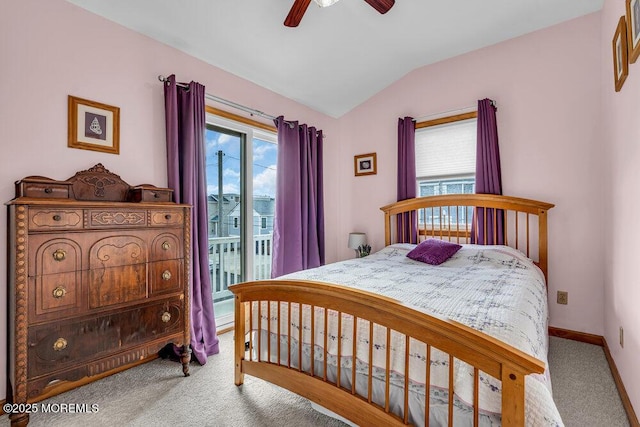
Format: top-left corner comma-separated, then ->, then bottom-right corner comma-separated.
0,333 -> 631,426
548,336 -> 630,427
1,332 -> 346,427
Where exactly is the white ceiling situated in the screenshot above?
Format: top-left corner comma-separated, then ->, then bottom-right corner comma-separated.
65,0 -> 603,118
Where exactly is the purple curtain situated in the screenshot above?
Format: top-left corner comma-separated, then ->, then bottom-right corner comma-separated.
472,98 -> 504,245
397,117 -> 418,244
164,74 -> 219,364
271,116 -> 325,278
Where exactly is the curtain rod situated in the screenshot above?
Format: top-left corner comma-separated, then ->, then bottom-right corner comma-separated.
412,99 -> 496,123
158,75 -> 295,128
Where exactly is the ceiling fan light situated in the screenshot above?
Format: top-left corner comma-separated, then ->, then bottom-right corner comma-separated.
313,0 -> 340,7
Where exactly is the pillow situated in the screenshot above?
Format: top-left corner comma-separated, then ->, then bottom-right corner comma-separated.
406,239 -> 462,265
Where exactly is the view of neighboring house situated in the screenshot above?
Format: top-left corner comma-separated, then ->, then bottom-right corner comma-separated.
228,195 -> 275,237
208,194 -> 275,238
207,194 -> 240,237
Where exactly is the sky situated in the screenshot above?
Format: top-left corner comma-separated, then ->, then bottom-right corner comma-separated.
205,127 -> 277,198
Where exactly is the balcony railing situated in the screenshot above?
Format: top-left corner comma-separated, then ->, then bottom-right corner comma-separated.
208,233 -> 272,304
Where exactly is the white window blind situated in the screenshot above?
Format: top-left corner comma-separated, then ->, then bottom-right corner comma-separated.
415,118 -> 477,179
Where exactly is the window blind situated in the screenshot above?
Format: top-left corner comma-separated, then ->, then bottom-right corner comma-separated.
415,118 -> 477,179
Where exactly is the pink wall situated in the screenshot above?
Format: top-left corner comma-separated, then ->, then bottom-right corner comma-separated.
339,12 -> 605,335
0,0 -> 340,401
601,0 -> 640,414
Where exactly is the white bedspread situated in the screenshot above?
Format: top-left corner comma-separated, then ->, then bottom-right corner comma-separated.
262,244 -> 563,426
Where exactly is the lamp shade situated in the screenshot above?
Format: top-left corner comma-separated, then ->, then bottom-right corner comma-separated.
348,232 -> 367,250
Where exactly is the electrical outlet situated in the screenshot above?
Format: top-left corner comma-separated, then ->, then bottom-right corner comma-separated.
620,327 -> 624,348
557,291 -> 568,305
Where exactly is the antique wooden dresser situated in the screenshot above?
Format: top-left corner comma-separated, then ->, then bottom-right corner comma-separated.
6,164 -> 191,426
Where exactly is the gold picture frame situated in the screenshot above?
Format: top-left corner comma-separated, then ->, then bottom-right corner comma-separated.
354,153 -> 377,176
613,16 -> 629,92
627,0 -> 640,63
68,95 -> 120,154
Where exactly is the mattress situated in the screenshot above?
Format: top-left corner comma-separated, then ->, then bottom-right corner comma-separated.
250,244 -> 564,426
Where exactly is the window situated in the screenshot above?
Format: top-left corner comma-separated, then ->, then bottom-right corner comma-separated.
205,109 -> 277,330
415,115 -> 476,227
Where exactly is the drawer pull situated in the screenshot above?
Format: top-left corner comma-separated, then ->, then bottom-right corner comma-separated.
161,241 -> 171,251
44,187 -> 53,194
162,270 -> 172,281
52,286 -> 66,299
52,214 -> 62,221
153,192 -> 160,199
52,249 -> 66,262
53,338 -> 68,351
161,312 -> 171,323
165,214 -> 172,220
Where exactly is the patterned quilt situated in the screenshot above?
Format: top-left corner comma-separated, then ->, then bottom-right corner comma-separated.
262,244 -> 564,426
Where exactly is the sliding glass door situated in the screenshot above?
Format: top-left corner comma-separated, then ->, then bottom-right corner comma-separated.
205,116 -> 277,330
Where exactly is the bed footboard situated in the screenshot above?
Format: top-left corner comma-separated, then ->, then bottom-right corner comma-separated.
230,279 -> 544,427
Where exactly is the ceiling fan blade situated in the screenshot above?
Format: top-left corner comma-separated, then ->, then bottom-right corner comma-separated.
363,0 -> 395,14
285,0 -> 312,27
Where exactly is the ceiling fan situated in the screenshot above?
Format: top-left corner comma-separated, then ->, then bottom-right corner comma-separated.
285,0 -> 395,27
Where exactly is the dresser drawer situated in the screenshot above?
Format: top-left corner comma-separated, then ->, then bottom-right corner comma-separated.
27,298 -> 185,378
150,231 -> 183,261
29,271 -> 83,321
28,238 -> 82,277
149,210 -> 184,226
29,209 -> 83,231
16,180 -> 71,199
150,260 -> 184,296
128,186 -> 173,203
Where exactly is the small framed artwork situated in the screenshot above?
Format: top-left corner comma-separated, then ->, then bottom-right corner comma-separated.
68,95 -> 120,154
627,0 -> 640,63
613,16 -> 629,92
354,152 -> 377,176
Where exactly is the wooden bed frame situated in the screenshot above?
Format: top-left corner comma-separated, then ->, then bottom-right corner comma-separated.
230,194 -> 555,427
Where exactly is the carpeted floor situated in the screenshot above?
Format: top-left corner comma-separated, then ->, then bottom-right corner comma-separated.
547,336 -> 629,427
0,333 -> 631,426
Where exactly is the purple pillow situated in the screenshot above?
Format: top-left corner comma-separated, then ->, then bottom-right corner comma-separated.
406,239 -> 462,265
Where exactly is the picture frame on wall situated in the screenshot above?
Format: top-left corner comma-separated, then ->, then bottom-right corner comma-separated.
613,16 -> 629,92
68,95 -> 120,154
627,0 -> 640,63
354,153 -> 377,176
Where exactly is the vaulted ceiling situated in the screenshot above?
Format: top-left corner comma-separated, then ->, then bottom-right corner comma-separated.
66,0 -> 604,118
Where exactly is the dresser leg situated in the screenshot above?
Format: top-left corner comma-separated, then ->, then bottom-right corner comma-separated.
180,344 -> 191,377
9,412 -> 29,427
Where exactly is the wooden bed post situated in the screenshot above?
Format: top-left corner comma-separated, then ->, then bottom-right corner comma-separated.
538,209 -> 549,282
501,369 -> 526,426
384,213 -> 392,246
234,296 -> 245,386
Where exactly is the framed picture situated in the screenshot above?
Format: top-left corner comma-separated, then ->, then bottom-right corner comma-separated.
627,0 -> 640,63
613,16 -> 629,92
354,153 -> 377,176
68,95 -> 120,154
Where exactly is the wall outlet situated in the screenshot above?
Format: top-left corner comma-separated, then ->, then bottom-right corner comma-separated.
557,291 -> 568,305
620,327 -> 624,348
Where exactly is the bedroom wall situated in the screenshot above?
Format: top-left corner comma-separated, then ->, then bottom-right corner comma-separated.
601,0 -> 640,414
4,0 -> 635,415
337,13 -> 605,334
0,0 -> 339,401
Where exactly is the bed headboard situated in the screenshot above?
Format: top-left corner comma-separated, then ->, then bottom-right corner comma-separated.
380,194 -> 555,280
